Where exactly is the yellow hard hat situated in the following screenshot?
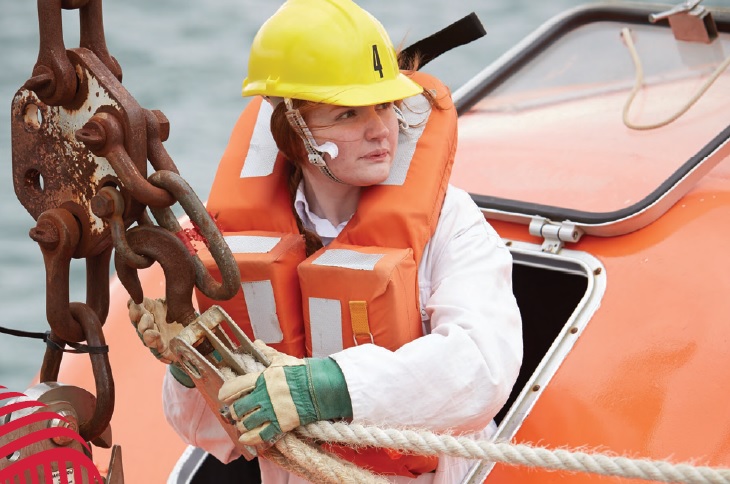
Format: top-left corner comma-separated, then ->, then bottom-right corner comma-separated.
242,0 -> 423,106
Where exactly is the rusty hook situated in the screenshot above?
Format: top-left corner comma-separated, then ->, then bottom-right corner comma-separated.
114,225 -> 198,326
148,170 -> 241,301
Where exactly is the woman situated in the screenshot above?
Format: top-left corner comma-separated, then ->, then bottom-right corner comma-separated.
157,0 -> 523,482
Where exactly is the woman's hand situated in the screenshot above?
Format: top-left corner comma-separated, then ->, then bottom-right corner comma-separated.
218,341 -> 353,446
128,297 -> 184,364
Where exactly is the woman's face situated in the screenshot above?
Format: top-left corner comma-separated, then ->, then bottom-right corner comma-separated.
304,102 -> 399,186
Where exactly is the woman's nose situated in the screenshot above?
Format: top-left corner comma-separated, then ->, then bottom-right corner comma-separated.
364,108 -> 390,140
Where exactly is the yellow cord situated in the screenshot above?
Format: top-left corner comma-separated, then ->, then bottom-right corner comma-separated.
621,27 -> 730,130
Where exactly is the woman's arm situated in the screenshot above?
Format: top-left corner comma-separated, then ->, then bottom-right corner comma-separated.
331,185 -> 523,433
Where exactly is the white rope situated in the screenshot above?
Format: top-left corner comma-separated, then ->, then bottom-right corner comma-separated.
263,433 -> 389,484
621,27 -> 730,131
294,421 -> 730,484
217,347 -> 730,483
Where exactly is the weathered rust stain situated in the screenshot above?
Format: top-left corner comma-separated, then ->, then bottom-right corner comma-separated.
12,49 -> 148,259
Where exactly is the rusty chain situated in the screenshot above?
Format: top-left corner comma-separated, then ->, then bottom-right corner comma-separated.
9,0 -> 240,450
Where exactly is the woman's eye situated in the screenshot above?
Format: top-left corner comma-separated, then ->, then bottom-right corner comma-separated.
336,109 -> 357,120
376,102 -> 393,110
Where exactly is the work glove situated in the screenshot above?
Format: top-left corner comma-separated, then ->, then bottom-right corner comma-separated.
128,297 -> 193,388
218,340 -> 353,446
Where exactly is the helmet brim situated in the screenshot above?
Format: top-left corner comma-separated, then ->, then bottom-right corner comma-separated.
242,73 -> 423,106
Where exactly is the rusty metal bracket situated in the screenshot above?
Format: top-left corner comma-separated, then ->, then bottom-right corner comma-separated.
12,48 -> 148,259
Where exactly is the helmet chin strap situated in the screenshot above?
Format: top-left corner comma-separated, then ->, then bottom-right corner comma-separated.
394,104 -> 408,130
284,98 -> 346,184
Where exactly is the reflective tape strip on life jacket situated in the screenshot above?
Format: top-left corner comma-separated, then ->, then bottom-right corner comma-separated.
312,248 -> 384,269
225,234 -> 279,253
225,235 -> 284,343
239,100 -> 278,178
241,280 -> 281,343
308,297 -> 343,358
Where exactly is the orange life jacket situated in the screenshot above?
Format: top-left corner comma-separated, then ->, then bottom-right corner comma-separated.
196,71 -> 456,477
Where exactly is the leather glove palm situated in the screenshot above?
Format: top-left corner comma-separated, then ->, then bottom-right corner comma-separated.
128,297 -> 193,387
219,341 -> 352,446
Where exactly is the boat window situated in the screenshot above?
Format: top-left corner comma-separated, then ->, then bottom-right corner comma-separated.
496,257 -> 585,424
452,11 -> 730,223
493,243 -> 604,439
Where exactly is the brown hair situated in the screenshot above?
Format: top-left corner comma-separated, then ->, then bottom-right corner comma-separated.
270,100 -> 325,256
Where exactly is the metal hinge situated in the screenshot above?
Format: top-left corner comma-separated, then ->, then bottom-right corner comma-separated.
529,217 -> 584,253
649,0 -> 718,44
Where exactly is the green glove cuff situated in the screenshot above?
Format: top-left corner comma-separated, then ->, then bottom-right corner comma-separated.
305,357 -> 353,421
170,363 -> 195,388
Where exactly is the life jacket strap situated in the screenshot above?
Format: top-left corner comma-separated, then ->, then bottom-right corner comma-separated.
350,301 -> 374,345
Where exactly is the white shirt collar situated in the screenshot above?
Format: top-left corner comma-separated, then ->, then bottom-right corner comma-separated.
294,182 -> 350,245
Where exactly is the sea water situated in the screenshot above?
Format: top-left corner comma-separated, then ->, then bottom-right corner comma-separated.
0,0 -> 725,391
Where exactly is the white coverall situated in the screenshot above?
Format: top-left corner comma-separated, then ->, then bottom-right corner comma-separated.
163,185 -> 524,484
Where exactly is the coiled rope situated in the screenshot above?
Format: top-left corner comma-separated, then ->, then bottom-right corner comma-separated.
235,351 -> 730,484
262,419 -> 730,484
265,433 -> 390,484
291,421 -> 730,484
